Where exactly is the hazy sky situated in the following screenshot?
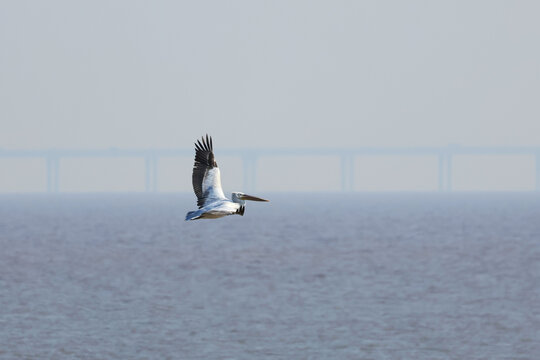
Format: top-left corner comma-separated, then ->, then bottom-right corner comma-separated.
1,1 -> 539,192
2,0 -> 540,149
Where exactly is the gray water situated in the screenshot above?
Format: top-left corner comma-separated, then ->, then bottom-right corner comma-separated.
0,193 -> 539,359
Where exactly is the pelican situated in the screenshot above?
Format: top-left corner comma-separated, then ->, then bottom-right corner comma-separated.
185,135 -> 269,221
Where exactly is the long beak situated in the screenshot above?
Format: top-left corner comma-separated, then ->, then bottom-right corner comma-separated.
240,194 -> 269,202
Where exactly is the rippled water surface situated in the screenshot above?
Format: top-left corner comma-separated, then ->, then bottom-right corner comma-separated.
1,193 -> 539,359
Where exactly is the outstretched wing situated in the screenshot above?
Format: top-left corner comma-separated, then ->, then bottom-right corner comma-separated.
192,134 -> 227,208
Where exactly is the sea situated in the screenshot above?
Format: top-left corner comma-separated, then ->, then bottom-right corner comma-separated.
0,193 -> 539,359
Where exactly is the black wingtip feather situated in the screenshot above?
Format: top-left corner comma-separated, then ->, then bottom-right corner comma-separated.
195,135 -> 213,153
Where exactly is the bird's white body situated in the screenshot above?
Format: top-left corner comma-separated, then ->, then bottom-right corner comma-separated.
186,135 -> 268,221
186,199 -> 242,220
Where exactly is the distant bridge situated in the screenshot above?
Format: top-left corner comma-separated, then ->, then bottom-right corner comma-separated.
1,145 -> 540,192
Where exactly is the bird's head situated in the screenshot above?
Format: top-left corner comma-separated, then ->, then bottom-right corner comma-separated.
231,192 -> 269,205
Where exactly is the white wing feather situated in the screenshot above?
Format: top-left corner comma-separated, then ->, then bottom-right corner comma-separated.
202,167 -> 227,205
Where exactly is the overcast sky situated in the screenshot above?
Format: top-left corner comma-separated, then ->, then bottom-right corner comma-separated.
1,1 -> 539,192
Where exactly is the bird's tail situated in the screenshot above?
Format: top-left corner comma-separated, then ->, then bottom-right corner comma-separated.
185,210 -> 203,221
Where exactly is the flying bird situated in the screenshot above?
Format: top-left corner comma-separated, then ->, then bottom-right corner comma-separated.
185,135 -> 269,220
